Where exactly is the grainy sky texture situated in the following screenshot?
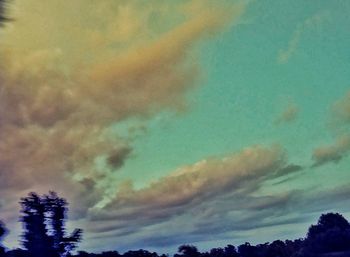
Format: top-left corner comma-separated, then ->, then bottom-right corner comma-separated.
0,0 -> 350,253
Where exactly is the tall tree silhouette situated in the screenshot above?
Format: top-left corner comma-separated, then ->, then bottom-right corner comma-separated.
20,192 -> 82,257
0,221 -> 5,241
20,193 -> 55,257
0,221 -> 6,257
44,192 -> 82,257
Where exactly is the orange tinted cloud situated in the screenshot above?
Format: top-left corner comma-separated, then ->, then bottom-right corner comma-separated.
312,134 -> 350,167
0,0 -> 245,224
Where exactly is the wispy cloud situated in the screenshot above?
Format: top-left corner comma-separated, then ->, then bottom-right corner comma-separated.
312,134 -> 350,167
332,90 -> 350,125
82,145 -> 304,250
311,90 -> 350,167
277,11 -> 329,64
274,103 -> 299,125
83,180 -> 350,251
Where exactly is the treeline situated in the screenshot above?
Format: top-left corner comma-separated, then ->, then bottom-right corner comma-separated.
1,192 -> 350,257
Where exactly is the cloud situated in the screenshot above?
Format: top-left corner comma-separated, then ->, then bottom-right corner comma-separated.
277,11 -> 329,64
332,90 -> 350,125
269,164 -> 303,182
310,90 -> 350,167
303,185 -> 350,214
0,0 -> 246,249
84,178 -> 350,252
107,146 -> 133,169
83,145 -> 303,250
274,104 -> 299,125
98,145 -> 286,215
312,134 -> 350,167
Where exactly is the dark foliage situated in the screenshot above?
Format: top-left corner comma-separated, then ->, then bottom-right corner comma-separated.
0,222 -> 5,240
75,250 -> 166,257
175,245 -> 201,257
20,192 -> 54,257
4,249 -> 27,257
20,192 -> 82,257
44,192 -> 83,256
300,213 -> 350,256
0,221 -> 6,257
124,250 -> 160,257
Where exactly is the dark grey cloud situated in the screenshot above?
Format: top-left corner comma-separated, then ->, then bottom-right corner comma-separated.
107,146 -> 132,169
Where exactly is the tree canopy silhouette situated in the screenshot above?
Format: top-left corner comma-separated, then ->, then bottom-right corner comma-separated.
0,0 -> 9,26
20,192 -> 82,257
301,212 -> 350,255
175,245 -> 201,257
0,221 -> 5,241
0,221 -> 6,257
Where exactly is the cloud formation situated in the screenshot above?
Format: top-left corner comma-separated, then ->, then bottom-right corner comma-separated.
312,134 -> 350,167
98,145 -> 286,215
83,145 -> 302,250
274,103 -> 299,125
332,90 -> 350,125
311,90 -> 350,167
84,171 -> 350,252
277,11 -> 328,63
0,0 -> 245,249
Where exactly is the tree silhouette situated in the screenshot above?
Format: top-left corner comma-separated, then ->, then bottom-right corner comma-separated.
302,212 -> 350,255
20,192 -> 55,257
20,192 -> 82,257
223,245 -> 239,257
265,240 -> 288,257
124,250 -> 159,257
0,221 -> 6,257
208,247 -> 225,257
44,192 -> 83,257
175,245 -> 201,257
0,221 -> 5,241
237,242 -> 259,257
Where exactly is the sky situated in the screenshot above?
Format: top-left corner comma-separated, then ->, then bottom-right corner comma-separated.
0,0 -> 350,254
